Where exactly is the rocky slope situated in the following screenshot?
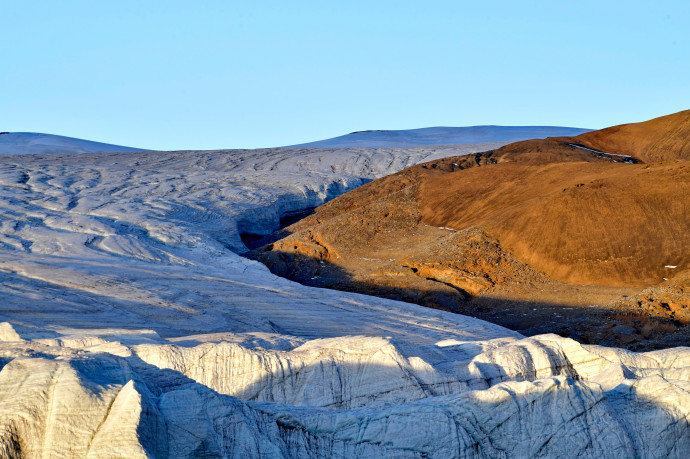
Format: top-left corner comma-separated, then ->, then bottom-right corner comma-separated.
254,110 -> 690,350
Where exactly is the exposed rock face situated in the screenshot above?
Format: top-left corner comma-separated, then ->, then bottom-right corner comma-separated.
255,111 -> 690,350
1,136 -> 690,457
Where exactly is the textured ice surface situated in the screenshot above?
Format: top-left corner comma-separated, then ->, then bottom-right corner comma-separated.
0,143 -> 689,458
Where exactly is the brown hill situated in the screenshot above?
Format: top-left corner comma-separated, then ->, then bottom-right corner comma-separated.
491,109 -> 690,164
419,160 -> 689,286
252,110 -> 690,349
574,109 -> 690,163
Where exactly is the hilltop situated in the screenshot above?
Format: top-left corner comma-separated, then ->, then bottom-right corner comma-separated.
254,110 -> 690,349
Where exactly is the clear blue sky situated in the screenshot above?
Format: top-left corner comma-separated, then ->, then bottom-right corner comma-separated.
2,1 -> 688,150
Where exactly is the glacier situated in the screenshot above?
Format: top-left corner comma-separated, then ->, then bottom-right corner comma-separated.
0,142 -> 689,458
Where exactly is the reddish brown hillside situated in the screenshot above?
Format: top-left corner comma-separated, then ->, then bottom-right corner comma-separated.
419,160 -> 690,286
480,109 -> 690,165
253,110 -> 690,350
574,109 -> 690,163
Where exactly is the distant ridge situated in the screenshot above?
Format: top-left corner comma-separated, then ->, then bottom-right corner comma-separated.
0,132 -> 146,155
282,125 -> 593,149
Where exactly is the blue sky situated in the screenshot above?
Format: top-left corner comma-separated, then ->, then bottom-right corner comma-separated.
2,1 -> 688,150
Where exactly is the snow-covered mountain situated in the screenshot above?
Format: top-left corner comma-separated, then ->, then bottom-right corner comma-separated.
283,125 -> 593,148
0,132 -> 145,155
0,141 -> 688,457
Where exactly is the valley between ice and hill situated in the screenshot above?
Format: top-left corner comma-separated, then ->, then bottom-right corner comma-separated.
1,140 -> 689,457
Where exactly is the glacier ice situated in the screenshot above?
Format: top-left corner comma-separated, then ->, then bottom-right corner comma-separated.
0,143 -> 688,458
